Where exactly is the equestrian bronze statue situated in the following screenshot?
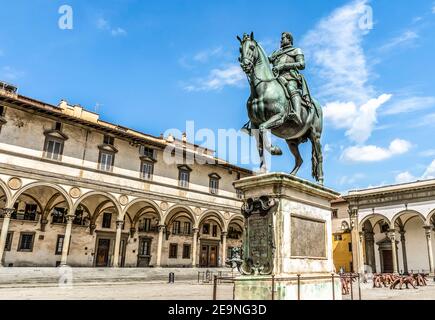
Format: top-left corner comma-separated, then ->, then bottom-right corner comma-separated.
237,31 -> 324,184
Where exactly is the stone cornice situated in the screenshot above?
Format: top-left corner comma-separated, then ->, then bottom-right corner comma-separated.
343,182 -> 435,209
0,162 -> 241,215
233,172 -> 340,202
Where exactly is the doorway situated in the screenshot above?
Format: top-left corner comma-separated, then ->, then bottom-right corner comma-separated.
96,238 -> 110,267
137,237 -> 152,267
382,250 -> 393,273
200,243 -> 219,267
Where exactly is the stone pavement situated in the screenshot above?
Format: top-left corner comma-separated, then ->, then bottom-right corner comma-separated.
0,268 -> 434,300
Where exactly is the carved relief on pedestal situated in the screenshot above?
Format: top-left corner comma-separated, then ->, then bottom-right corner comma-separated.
69,187 -> 81,199
7,177 -> 22,190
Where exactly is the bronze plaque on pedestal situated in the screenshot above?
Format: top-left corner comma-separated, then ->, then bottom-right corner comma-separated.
290,214 -> 326,259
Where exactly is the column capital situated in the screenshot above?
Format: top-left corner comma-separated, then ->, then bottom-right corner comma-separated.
192,227 -> 199,233
116,220 -> 124,229
424,225 -> 432,238
65,214 -> 76,223
158,224 -> 166,232
388,230 -> 396,241
0,208 -> 14,218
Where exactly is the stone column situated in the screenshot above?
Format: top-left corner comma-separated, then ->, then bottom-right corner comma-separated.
358,231 -> 365,274
221,231 -> 227,267
0,209 -> 14,267
364,231 -> 376,273
191,228 -> 199,267
112,219 -> 124,268
60,214 -> 75,266
388,230 -> 398,274
156,225 -> 165,267
399,230 -> 408,274
424,226 -> 434,275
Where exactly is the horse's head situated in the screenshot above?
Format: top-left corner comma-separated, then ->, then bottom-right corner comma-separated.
237,32 -> 258,74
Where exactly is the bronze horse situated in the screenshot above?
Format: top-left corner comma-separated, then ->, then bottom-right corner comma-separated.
238,32 -> 324,184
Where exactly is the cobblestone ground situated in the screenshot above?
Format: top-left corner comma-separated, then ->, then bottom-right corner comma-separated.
0,278 -> 434,300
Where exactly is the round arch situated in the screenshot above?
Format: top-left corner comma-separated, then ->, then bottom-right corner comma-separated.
226,214 -> 245,230
391,210 -> 426,227
0,179 -> 12,208
11,182 -> 73,212
198,210 -> 226,232
359,213 -> 391,230
72,191 -> 122,216
123,198 -> 162,223
164,205 -> 197,227
426,208 -> 435,226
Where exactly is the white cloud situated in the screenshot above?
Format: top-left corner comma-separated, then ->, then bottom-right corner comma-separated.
395,171 -> 416,184
420,149 -> 435,157
324,94 -> 392,143
193,47 -> 223,63
379,31 -> 419,52
339,173 -> 365,185
341,139 -> 412,162
413,113 -> 435,127
96,17 -> 126,37
183,64 -> 245,92
1,66 -> 24,80
111,27 -> 127,37
302,0 -> 373,104
423,160 -> 435,179
382,96 -> 435,115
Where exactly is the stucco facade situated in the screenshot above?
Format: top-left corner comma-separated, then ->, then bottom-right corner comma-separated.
0,86 -> 246,268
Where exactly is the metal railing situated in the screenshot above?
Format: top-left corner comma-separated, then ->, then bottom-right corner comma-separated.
211,273 -> 362,300
197,270 -> 235,284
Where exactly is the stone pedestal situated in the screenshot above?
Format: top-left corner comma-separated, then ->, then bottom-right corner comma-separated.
233,173 -> 341,300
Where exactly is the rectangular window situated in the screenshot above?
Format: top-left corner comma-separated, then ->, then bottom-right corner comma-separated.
0,105 -> 4,116
334,234 -> 342,241
18,233 -> 35,252
140,146 -> 155,159
45,139 -> 63,160
102,212 -> 112,229
348,242 -> 352,252
209,178 -> 219,194
99,152 -> 114,172
212,225 -> 218,237
139,239 -> 150,256
182,244 -> 191,259
5,232 -> 13,251
54,122 -> 62,131
179,170 -> 190,188
202,223 -> 210,235
183,222 -> 191,235
172,221 -> 181,235
332,210 -> 338,219
24,204 -> 37,221
52,207 -> 67,224
169,243 -> 178,259
103,135 -> 114,146
55,235 -> 65,255
141,161 -> 154,180
139,218 -> 151,232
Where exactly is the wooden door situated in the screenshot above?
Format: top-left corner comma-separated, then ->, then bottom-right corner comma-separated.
209,246 -> 218,267
200,245 -> 209,267
382,250 -> 393,273
137,238 -> 151,267
96,239 -> 110,267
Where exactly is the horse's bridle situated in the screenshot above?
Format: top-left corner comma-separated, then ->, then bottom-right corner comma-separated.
240,40 -> 279,87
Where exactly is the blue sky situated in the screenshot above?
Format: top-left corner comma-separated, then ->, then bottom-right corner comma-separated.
1,0 -> 435,192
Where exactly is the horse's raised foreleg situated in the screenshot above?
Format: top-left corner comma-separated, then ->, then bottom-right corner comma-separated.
286,140 -> 303,176
309,130 -> 324,185
258,109 -> 286,132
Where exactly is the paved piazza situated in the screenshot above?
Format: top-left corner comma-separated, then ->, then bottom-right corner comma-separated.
0,268 -> 434,300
